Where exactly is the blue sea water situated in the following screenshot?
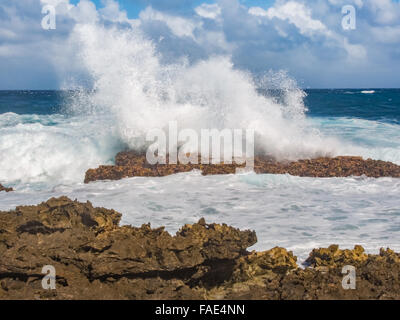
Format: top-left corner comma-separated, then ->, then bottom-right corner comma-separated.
305,89 -> 400,124
0,89 -> 399,261
2,89 -> 399,121
0,91 -> 64,115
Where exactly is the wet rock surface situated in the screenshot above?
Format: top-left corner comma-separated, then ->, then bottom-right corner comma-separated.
0,197 -> 399,300
0,184 -> 13,192
84,151 -> 400,183
254,156 -> 400,178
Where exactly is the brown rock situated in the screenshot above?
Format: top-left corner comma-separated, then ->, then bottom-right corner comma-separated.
233,247 -> 298,281
305,244 -> 368,268
1,197 -> 400,300
0,184 -> 13,192
0,197 -> 256,299
84,152 -> 400,183
254,156 -> 400,178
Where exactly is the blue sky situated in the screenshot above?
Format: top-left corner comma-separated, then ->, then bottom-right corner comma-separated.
0,0 -> 399,89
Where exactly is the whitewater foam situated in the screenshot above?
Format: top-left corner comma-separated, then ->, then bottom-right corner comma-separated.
0,112 -> 122,188
65,23 -> 340,161
312,117 -> 400,164
361,90 -> 375,94
1,172 -> 400,263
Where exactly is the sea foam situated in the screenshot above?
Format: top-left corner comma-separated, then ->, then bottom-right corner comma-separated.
0,22 -> 399,188
66,23 -> 340,161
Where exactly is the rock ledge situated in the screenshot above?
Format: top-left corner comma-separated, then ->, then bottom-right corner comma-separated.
85,152 -> 400,183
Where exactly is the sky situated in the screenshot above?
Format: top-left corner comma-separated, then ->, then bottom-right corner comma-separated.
0,0 -> 399,89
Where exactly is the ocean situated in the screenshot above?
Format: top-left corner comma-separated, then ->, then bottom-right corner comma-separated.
0,89 -> 399,263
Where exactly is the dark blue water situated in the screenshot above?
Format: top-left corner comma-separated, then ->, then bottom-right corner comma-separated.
0,91 -> 65,115
304,89 -> 400,124
1,89 -> 399,123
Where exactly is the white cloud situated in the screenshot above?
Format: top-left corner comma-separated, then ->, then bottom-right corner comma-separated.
99,0 -> 129,23
0,0 -> 399,88
68,0 -> 99,24
140,7 -> 201,38
249,1 -> 370,61
249,1 -> 327,36
196,30 -> 234,52
342,38 -> 367,60
327,0 -> 363,9
195,3 -> 221,20
367,0 -> 400,25
371,25 -> 400,44
40,0 -> 72,8
248,6 -> 268,17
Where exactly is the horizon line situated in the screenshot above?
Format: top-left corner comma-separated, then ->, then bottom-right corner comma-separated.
0,88 -> 400,91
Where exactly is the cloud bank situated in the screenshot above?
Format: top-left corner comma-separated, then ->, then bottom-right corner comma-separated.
0,0 -> 399,89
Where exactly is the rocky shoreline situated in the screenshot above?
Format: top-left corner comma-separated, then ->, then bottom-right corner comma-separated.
85,151 -> 400,183
0,197 -> 399,300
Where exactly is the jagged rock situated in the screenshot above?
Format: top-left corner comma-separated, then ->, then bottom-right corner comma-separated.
254,156 -> 400,178
305,245 -> 368,268
84,152 -> 400,183
0,197 -> 400,300
377,248 -> 400,264
0,197 -> 256,299
233,248 -> 298,281
0,184 -> 13,192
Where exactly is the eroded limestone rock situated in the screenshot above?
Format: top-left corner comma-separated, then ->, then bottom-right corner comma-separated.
84,152 -> 400,183
0,197 -> 399,300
